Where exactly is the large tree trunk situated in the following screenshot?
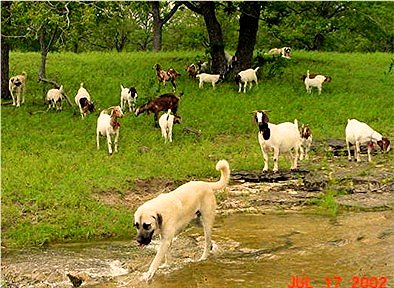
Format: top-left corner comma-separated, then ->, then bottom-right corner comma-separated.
235,2 -> 261,73
152,1 -> 163,52
1,1 -> 11,99
200,2 -> 226,73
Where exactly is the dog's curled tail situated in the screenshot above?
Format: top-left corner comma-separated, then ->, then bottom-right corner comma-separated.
211,160 -> 230,191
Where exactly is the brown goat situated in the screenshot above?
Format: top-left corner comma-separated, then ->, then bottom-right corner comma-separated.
135,93 -> 182,126
154,63 -> 180,92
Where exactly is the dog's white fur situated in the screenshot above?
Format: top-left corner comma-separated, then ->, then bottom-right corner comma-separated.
345,118 -> 391,162
9,71 -> 27,107
134,160 -> 230,281
96,106 -> 124,155
46,85 -> 64,111
75,83 -> 92,118
268,47 -> 292,58
236,67 -> 259,93
304,70 -> 331,94
159,109 -> 181,143
196,73 -> 224,89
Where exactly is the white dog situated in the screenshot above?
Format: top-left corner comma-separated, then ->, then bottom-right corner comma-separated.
134,159 -> 230,281
9,71 -> 27,107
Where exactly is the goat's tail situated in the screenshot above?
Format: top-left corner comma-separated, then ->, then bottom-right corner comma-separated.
80,82 -> 84,88
306,70 -> 310,78
294,119 -> 299,129
209,160 -> 230,191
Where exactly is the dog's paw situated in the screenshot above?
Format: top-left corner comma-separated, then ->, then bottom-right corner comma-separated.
142,272 -> 154,283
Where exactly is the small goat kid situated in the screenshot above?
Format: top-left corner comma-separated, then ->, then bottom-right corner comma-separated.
299,124 -> 313,160
154,63 -> 180,92
255,111 -> 300,172
135,93 -> 181,126
224,51 -> 237,71
196,73 -> 224,89
304,70 -> 331,95
96,106 -> 124,155
159,109 -> 182,143
75,83 -> 95,119
345,118 -> 390,162
236,67 -> 259,93
120,85 -> 138,112
9,71 -> 27,107
46,85 -> 65,111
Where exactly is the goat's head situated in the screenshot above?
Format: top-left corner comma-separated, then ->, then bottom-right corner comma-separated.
135,104 -> 148,116
153,63 -> 162,71
377,137 -> 391,153
300,124 -> 312,139
173,115 -> 182,125
129,87 -> 138,99
254,110 -> 271,140
324,76 -> 332,83
235,75 -> 242,85
111,106 -> 124,118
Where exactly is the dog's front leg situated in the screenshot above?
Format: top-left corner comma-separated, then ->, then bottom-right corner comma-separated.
144,239 -> 171,282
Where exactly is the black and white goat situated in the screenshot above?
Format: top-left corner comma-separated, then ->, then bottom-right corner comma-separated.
75,83 -> 95,119
120,85 -> 138,112
345,118 -> 390,162
254,111 -> 300,172
235,67 -> 259,93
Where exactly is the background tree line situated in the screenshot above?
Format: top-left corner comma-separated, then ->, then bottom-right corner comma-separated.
2,1 -> 393,98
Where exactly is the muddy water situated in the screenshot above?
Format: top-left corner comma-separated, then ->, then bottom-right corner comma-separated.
2,211 -> 393,288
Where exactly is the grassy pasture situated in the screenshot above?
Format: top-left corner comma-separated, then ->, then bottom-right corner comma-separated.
2,51 -> 393,248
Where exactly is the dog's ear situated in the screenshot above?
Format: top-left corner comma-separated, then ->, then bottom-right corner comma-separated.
156,213 -> 163,229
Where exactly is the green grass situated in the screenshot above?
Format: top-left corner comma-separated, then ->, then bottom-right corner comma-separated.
2,51 -> 394,247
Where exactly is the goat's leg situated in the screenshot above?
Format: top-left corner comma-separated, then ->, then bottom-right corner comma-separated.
299,145 -> 305,160
355,141 -> 361,162
291,148 -> 298,170
318,85 -> 322,95
238,83 -> 242,93
367,143 -> 372,162
261,146 -> 269,172
273,147 -> 280,172
346,139 -> 352,161
96,131 -> 100,150
171,79 -> 176,92
168,126 -> 173,142
114,130 -> 119,153
249,82 -> 253,91
243,81 -> 247,93
199,81 -> 204,89
106,132 -> 113,155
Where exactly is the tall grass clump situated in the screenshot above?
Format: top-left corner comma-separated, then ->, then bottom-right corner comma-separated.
2,51 -> 393,247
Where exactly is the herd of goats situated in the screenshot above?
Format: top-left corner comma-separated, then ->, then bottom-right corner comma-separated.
7,47 -> 391,170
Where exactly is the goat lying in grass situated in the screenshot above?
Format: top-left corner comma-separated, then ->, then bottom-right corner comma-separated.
236,67 -> 259,93
120,85 -> 138,112
196,73 -> 224,89
75,83 -> 95,119
345,118 -> 390,162
9,71 -> 27,107
299,124 -> 313,160
135,93 -> 182,126
154,63 -> 180,92
254,110 -> 300,172
96,106 -> 124,155
47,85 -> 65,111
304,70 -> 331,95
159,109 -> 182,143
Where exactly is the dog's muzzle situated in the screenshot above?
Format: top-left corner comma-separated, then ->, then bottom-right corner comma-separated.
136,230 -> 154,247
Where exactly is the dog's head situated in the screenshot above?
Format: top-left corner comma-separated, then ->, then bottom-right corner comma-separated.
134,210 -> 163,247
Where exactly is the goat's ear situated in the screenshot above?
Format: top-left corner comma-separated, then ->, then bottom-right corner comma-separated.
263,125 -> 271,140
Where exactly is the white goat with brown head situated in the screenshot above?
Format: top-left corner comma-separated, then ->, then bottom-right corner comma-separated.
96,106 -> 124,155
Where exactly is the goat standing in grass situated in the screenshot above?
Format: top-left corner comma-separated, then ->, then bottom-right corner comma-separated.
345,118 -> 390,162
75,83 -> 95,119
254,110 -> 301,172
96,106 -> 124,155
159,109 -> 182,143
120,85 -> 138,112
236,67 -> 259,93
154,63 -> 180,92
47,85 -> 65,111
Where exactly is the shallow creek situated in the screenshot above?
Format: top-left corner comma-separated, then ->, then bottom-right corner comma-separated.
2,211 -> 393,288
